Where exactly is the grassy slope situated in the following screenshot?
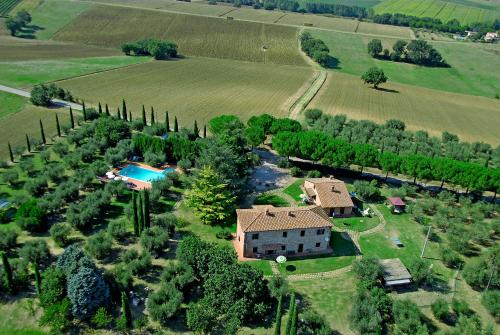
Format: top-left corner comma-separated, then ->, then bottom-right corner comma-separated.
56,57 -> 312,125
0,56 -> 150,88
53,4 -> 306,66
0,91 -> 26,119
308,29 -> 500,99
0,104 -> 71,159
374,0 -> 500,24
309,71 -> 500,144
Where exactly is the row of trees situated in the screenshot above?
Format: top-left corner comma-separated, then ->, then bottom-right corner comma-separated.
300,32 -> 330,67
5,9 -> 31,36
30,83 -> 75,107
121,39 -> 178,60
271,129 -> 499,195
303,109 -> 499,169
368,38 -> 447,67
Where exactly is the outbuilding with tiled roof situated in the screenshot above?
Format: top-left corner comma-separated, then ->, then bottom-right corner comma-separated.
303,177 -> 354,217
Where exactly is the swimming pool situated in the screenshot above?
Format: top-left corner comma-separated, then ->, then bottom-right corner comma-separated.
118,164 -> 175,183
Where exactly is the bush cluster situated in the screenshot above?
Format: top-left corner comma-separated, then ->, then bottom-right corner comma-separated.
30,83 -> 74,107
368,38 -> 447,67
300,32 -> 330,67
121,39 -> 178,60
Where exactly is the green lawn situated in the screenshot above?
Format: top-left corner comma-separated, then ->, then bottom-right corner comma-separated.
29,0 -> 93,40
254,193 -> 289,207
278,232 -> 356,275
245,260 -> 273,276
283,179 -> 304,203
0,91 -> 26,119
309,29 -> 500,99
359,204 -> 454,280
0,56 -> 150,88
334,214 -> 380,232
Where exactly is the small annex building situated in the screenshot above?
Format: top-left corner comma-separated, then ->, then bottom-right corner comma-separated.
380,258 -> 412,289
388,197 -> 406,213
236,205 -> 333,259
303,177 -> 354,217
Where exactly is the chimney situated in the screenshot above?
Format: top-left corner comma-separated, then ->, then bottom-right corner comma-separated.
331,185 -> 335,192
329,175 -> 334,180
265,208 -> 270,216
288,211 -> 294,217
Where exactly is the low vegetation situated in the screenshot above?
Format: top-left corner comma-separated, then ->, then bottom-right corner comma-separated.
368,38 -> 447,67
121,38 -> 177,60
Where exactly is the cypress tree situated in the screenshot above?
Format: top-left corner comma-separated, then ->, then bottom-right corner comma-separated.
82,101 -> 87,122
289,300 -> 298,335
193,120 -> 199,137
105,104 -> 110,116
7,142 -> 13,163
132,192 -> 139,237
121,291 -> 132,328
98,102 -> 102,114
117,107 -> 121,119
122,99 -> 127,121
142,105 -> 146,126
150,107 -> 155,125
33,262 -> 41,295
138,192 -> 144,234
129,111 -> 132,122
144,190 -> 150,229
1,252 -> 13,293
69,107 -> 75,129
25,134 -> 31,153
165,111 -> 170,131
40,120 -> 46,144
285,293 -> 295,335
203,124 -> 207,138
174,117 -> 179,132
55,114 -> 61,137
274,295 -> 283,335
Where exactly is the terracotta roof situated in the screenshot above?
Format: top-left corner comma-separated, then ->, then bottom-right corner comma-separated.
305,178 -> 354,208
388,197 -> 405,206
237,205 -> 332,233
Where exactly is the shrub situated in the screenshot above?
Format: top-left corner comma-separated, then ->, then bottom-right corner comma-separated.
267,274 -> 288,299
107,219 -> 129,241
277,158 -> 291,168
24,177 -> 48,197
2,169 -> 19,185
298,309 -> 332,335
409,258 -> 434,286
215,230 -> 232,240
354,180 -> 381,201
39,267 -> 67,308
352,257 -> 383,287
67,266 -> 110,319
121,250 -> 152,276
140,227 -> 170,257
147,282 -> 183,324
0,230 -> 17,251
56,245 -> 95,277
50,223 -> 72,247
451,298 -> 471,317
441,246 -> 462,269
19,239 -> 50,264
113,264 -> 133,291
177,158 -> 192,172
431,298 -> 449,322
160,262 -> 194,290
306,170 -> 321,178
92,307 -> 113,329
39,298 -> 72,334
86,231 -> 113,260
481,290 -> 499,319
290,167 -> 302,177
16,199 -> 47,232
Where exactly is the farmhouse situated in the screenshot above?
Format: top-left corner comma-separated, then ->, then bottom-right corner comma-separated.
303,177 -> 354,217
380,258 -> 413,289
235,205 -> 333,258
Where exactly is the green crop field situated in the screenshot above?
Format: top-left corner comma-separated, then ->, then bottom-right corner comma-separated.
56,57 -> 312,126
308,29 -> 500,99
0,36 -> 121,61
0,56 -> 150,88
299,0 -> 381,7
53,4 -> 306,66
0,91 -> 26,119
0,102 -> 71,159
309,71 -> 500,144
0,0 -> 21,16
375,0 -> 500,24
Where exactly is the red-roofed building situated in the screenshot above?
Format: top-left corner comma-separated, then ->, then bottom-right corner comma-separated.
388,197 -> 406,213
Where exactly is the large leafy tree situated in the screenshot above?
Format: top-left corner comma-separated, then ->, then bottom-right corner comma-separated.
67,266 -> 110,319
361,67 -> 387,89
185,166 -> 236,225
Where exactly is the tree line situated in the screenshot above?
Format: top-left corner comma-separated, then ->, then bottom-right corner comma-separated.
30,83 -> 76,107
4,9 -> 31,36
300,32 -> 330,67
368,38 -> 447,67
121,39 -> 178,60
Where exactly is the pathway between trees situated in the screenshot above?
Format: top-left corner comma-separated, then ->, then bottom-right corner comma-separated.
288,70 -> 327,120
0,84 -> 83,111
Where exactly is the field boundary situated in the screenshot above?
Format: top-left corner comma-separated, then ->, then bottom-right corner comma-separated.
288,70 -> 327,120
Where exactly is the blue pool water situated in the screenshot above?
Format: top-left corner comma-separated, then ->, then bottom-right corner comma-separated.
118,165 -> 175,183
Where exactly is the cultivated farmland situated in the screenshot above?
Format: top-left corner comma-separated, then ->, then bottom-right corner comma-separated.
309,71 -> 500,144
0,36 -> 121,61
308,29 -> 500,98
54,5 -> 306,66
374,0 -> 500,24
56,57 -> 313,125
0,0 -> 20,16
